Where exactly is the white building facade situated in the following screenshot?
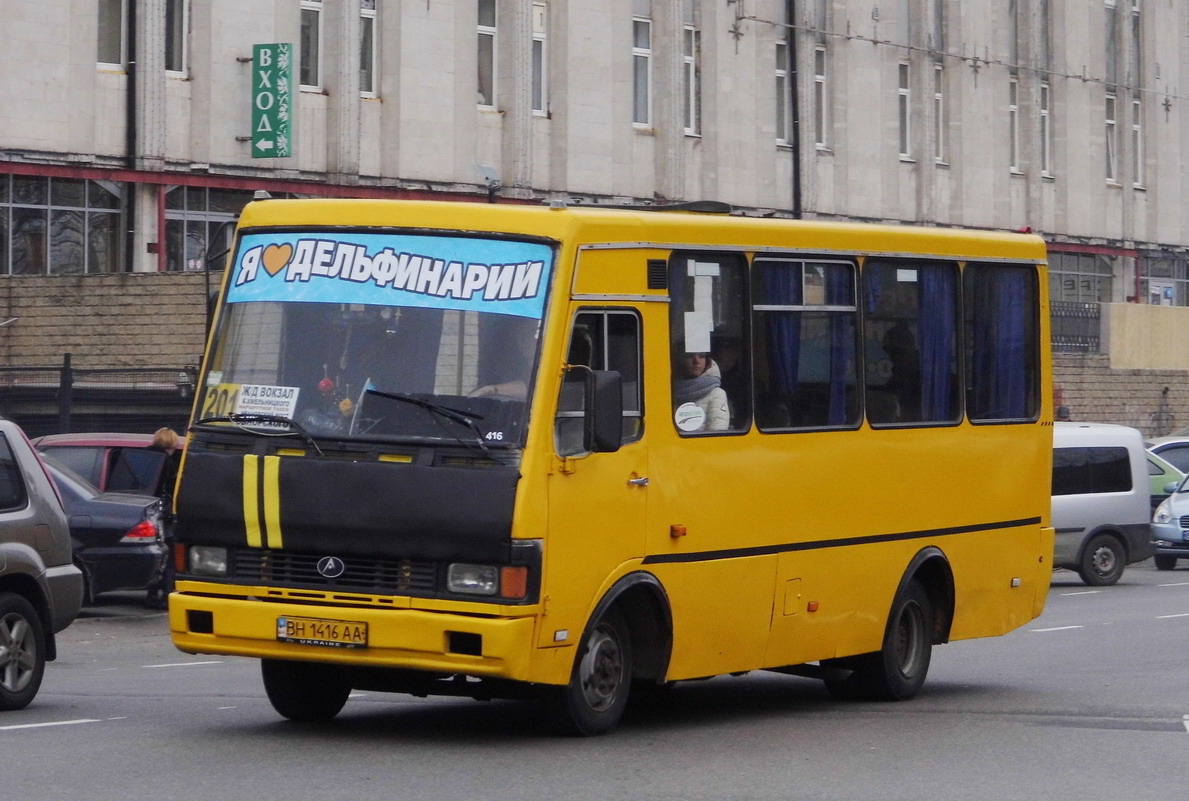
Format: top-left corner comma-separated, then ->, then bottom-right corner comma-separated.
1,0 -> 1187,311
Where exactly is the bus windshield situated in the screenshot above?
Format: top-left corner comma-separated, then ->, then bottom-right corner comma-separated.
197,229 -> 554,448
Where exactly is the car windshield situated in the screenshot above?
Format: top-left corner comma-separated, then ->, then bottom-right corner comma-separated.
197,228 -> 554,449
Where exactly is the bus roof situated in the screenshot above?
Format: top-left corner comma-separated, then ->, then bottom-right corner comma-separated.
234,198 -> 1048,263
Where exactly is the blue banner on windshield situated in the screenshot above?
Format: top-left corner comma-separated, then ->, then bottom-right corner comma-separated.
227,232 -> 554,319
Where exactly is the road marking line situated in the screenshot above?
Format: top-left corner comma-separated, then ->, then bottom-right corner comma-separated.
1030,625 -> 1084,632
217,706 -> 237,710
0,719 -> 100,731
142,660 -> 224,668
1155,613 -> 1189,619
1059,590 -> 1101,596
1184,715 -> 1189,734
1158,582 -> 1189,587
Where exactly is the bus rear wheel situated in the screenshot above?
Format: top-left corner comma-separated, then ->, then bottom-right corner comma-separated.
824,579 -> 933,702
549,608 -> 633,736
261,659 -> 351,721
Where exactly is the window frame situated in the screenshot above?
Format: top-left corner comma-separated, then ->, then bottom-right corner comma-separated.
1131,96 -> 1144,188
1009,78 -> 1021,173
360,0 -> 378,97
1040,82 -> 1053,177
812,45 -> 828,149
898,62 -> 912,160
1105,92 -> 1119,184
933,63 -> 946,164
165,0 -> 189,75
97,0 -> 127,67
632,15 -> 653,127
477,0 -> 498,109
682,23 -> 701,135
300,0 -> 324,90
531,2 -> 548,115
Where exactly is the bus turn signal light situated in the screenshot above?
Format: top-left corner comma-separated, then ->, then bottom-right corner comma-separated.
499,566 -> 528,599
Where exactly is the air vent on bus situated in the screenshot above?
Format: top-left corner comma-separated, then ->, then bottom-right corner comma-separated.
647,259 -> 668,290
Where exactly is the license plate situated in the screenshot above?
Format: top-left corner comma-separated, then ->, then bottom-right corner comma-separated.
276,616 -> 368,648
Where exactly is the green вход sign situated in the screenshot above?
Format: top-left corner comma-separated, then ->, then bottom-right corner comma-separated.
251,43 -> 292,158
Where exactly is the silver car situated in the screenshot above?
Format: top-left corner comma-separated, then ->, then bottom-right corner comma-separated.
1152,474 -> 1189,571
0,418 -> 84,710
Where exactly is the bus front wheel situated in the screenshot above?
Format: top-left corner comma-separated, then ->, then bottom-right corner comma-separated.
824,579 -> 933,702
549,608 -> 633,736
261,658 -> 351,721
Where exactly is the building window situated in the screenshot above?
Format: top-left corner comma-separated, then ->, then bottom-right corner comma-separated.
164,187 -> 255,273
632,1 -> 652,126
1048,252 -> 1115,303
300,0 -> 323,89
1009,78 -> 1020,172
1040,83 -> 1052,176
898,62 -> 912,159
933,64 -> 945,163
477,0 -> 497,107
0,176 -> 123,275
360,0 -> 377,96
1141,255 -> 1189,307
165,0 -> 188,74
531,2 -> 547,114
682,2 -> 701,135
98,0 -> 126,66
813,46 -> 828,148
775,42 -> 789,143
1105,93 -> 1118,183
1131,97 -> 1144,187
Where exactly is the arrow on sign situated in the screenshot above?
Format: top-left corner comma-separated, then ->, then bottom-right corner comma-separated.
255,140 -> 275,152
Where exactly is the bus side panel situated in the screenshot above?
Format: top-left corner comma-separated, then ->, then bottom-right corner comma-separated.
650,556 -> 777,681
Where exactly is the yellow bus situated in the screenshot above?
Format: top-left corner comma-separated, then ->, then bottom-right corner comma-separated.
169,198 -> 1053,735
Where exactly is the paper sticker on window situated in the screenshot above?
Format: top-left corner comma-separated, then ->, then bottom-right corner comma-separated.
236,384 -> 300,420
675,402 -> 706,432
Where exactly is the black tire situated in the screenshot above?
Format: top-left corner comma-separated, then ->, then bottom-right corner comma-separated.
823,580 -> 933,702
1077,534 -> 1126,586
0,592 -> 47,711
548,608 -> 633,736
1154,554 -> 1178,571
261,659 -> 351,721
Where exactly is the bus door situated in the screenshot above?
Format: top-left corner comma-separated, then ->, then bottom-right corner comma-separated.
542,308 -> 647,648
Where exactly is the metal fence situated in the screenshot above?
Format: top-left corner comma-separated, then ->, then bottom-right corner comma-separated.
0,354 -> 198,438
1050,301 -> 1102,353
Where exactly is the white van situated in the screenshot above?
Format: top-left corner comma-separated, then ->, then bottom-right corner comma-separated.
1052,422 -> 1154,586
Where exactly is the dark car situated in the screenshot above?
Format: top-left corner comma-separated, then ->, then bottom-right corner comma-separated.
40,455 -> 166,603
32,432 -> 180,498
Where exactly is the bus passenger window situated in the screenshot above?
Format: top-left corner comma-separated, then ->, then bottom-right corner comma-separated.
555,310 -> 643,456
964,263 -> 1039,422
668,254 -> 750,435
751,258 -> 859,430
863,260 -> 960,426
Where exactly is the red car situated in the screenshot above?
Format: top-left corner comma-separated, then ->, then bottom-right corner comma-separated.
31,432 -> 181,498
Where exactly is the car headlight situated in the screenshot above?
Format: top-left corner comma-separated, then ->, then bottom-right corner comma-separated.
189,546 -> 228,577
1154,499 -> 1173,524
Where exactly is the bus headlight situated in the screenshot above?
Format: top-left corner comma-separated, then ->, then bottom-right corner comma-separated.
447,563 -> 499,595
189,546 -> 229,577
447,564 -> 529,599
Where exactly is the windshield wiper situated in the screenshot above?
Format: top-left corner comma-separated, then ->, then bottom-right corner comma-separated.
362,388 -> 492,458
192,413 -> 325,456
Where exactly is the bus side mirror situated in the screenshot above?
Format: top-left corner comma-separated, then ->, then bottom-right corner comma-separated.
584,370 -> 623,454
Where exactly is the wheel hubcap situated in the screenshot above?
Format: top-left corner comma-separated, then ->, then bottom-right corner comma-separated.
0,612 -> 36,693
893,602 -> 926,678
1092,547 -> 1116,575
578,625 -> 623,712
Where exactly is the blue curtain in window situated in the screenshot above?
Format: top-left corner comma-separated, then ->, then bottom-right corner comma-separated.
918,265 -> 956,420
969,267 -> 1031,419
764,264 -> 801,395
826,266 -> 853,425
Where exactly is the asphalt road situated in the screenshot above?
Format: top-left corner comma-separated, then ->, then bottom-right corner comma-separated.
4,565 -> 1187,801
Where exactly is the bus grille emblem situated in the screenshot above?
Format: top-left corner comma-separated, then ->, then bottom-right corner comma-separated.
317,556 -> 346,578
